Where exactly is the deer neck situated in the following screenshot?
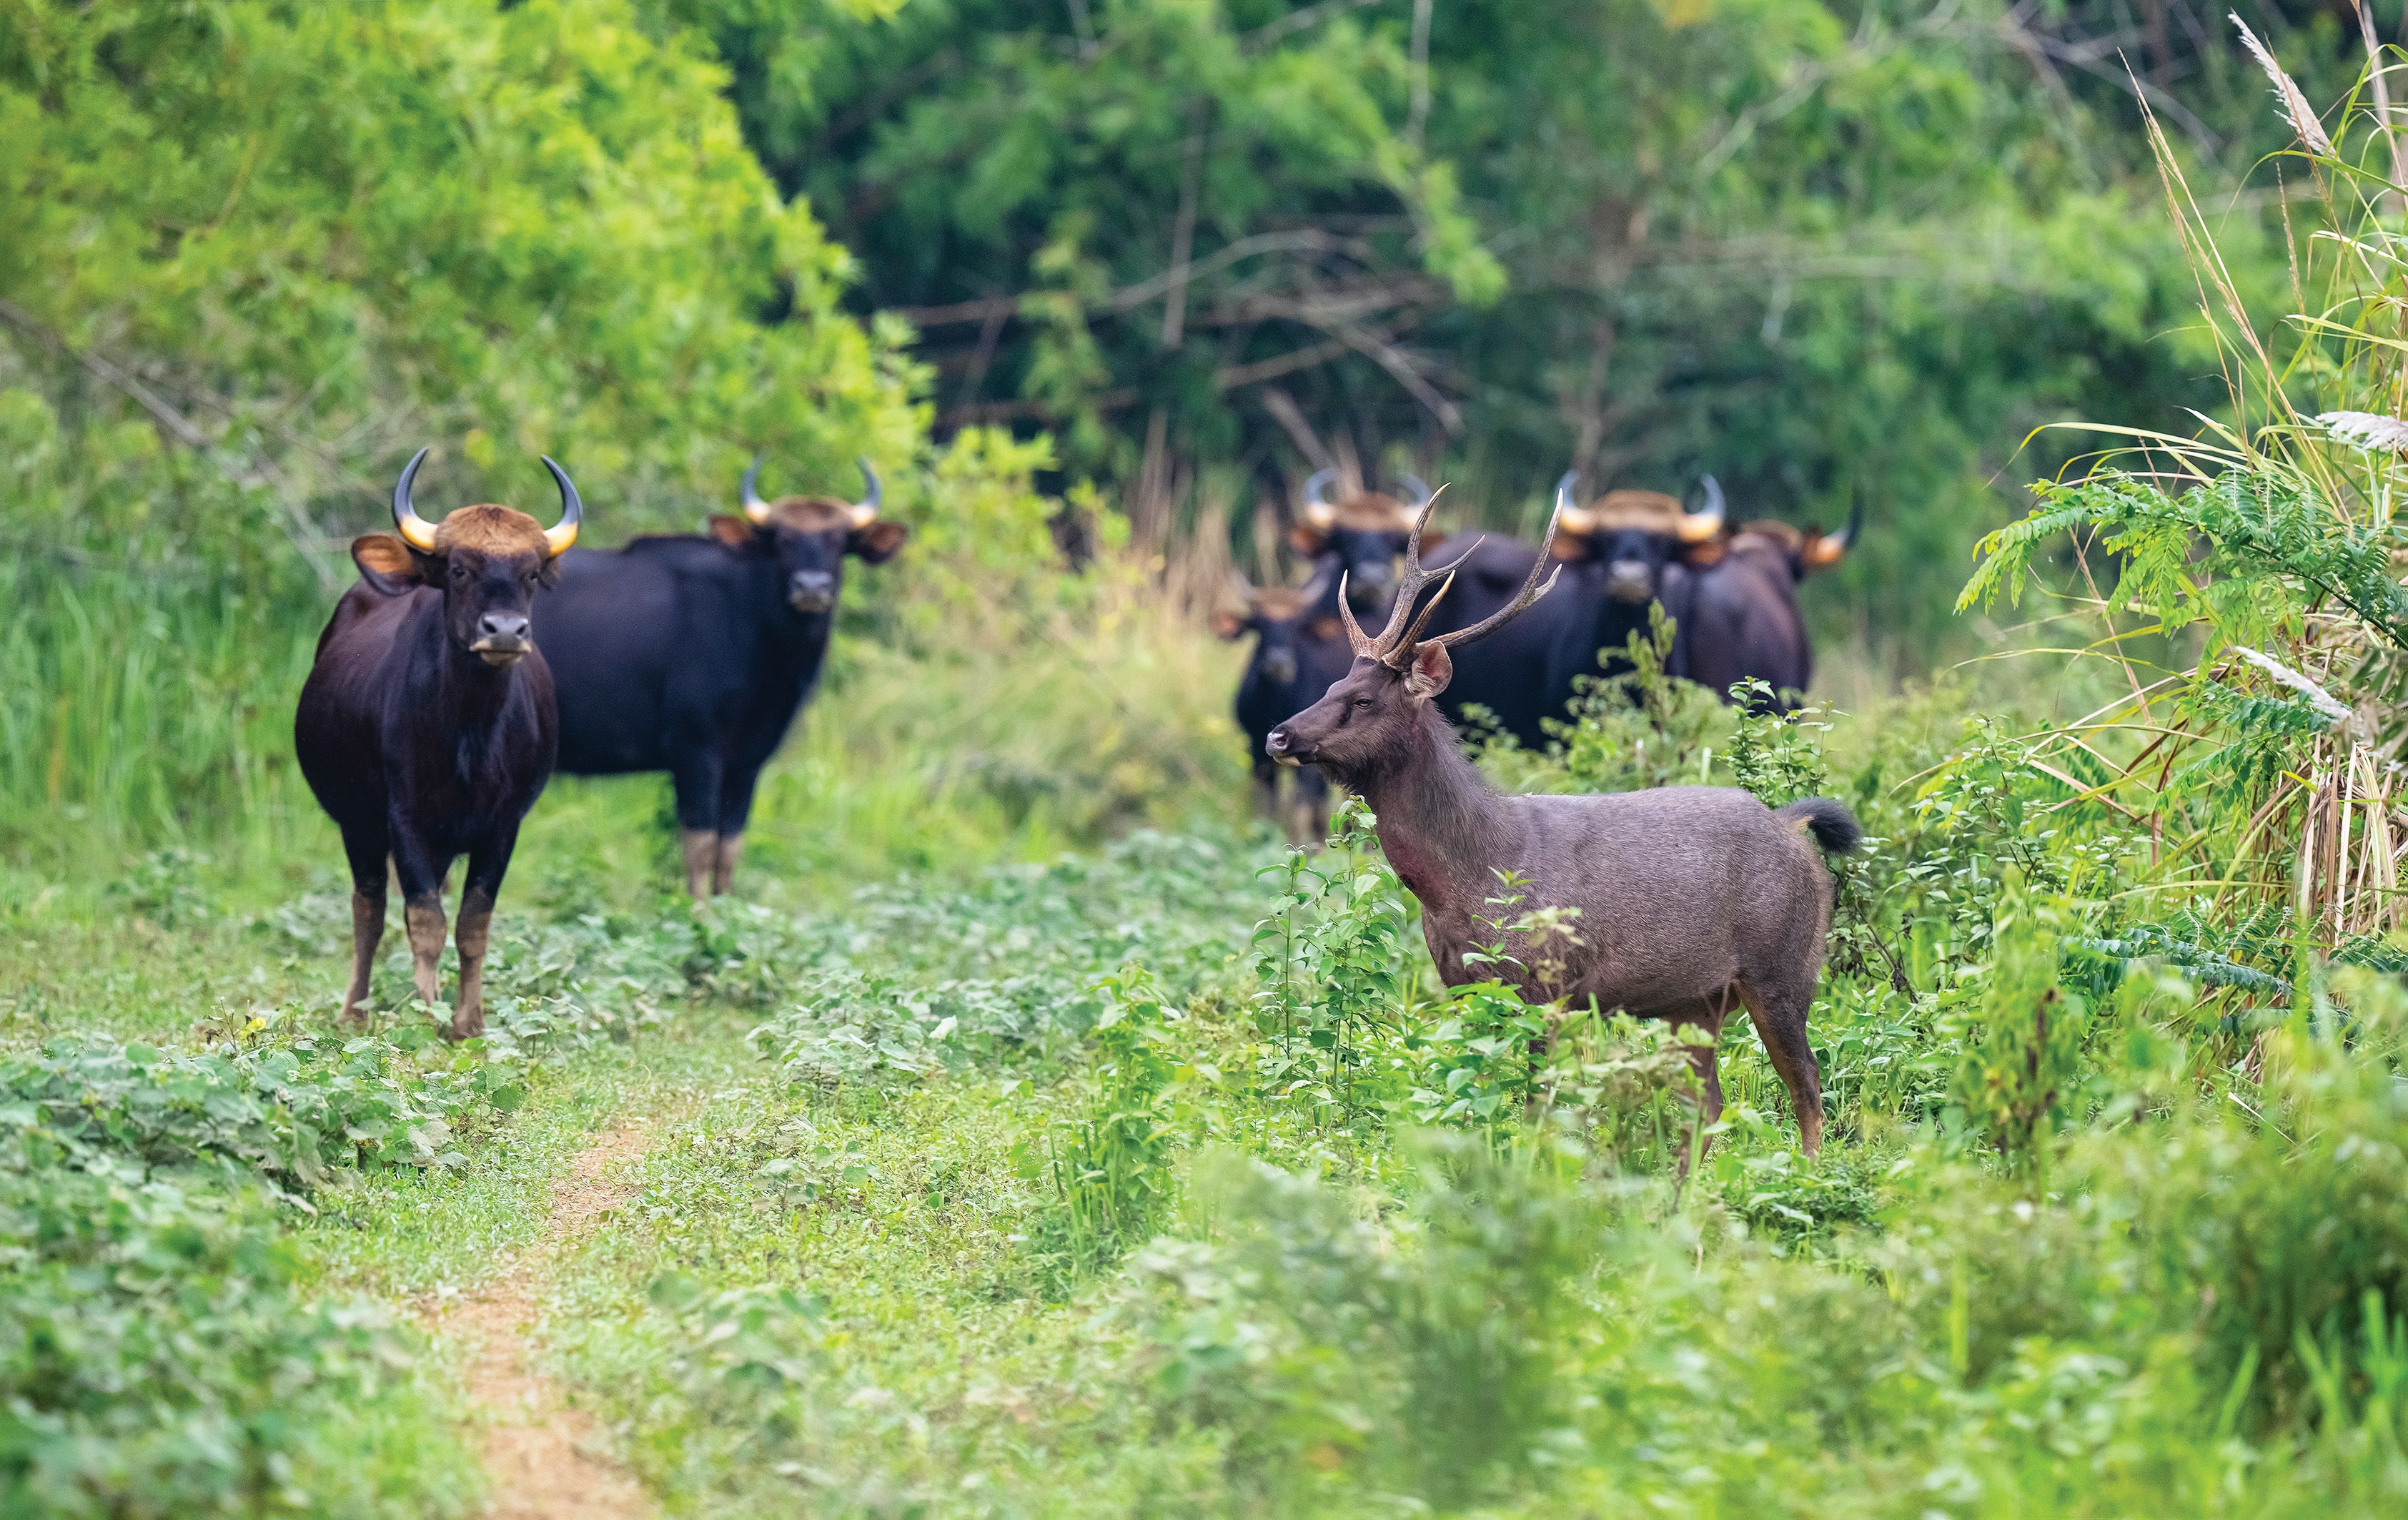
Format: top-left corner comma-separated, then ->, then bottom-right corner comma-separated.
1352,704 -> 1515,916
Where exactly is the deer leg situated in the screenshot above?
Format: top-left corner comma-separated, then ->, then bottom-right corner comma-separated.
337,826 -> 390,1023
1738,979 -> 1825,1157
1658,998 -> 1729,1174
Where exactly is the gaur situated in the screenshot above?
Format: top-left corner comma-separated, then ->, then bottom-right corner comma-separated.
1682,505 -> 1859,710
1267,498 -> 1859,1155
1214,565 -> 1353,845
537,458 -> 906,899
1419,473 -> 1723,749
1287,468 -> 1436,615
295,448 -> 580,1039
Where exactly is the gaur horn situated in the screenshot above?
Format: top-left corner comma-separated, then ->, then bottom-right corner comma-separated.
851,457 -> 881,528
1397,472 -> 1432,508
392,446 -> 440,551
1680,475 -> 1725,543
1552,470 -> 1595,538
1302,467 -> 1339,529
1227,569 -> 1259,606
1805,500 -> 1861,569
740,455 -> 771,525
540,455 -> 582,556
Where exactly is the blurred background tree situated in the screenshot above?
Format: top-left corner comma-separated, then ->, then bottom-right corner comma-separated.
667,0 -> 2358,649
0,0 -> 2377,851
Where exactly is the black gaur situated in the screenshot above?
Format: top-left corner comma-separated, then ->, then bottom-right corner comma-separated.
537,458 -> 906,898
1683,507 -> 1859,710
294,448 -> 580,1038
1214,566 -> 1354,844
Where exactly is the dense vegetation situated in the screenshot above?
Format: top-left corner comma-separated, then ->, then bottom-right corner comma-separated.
9,1 -> 2408,1516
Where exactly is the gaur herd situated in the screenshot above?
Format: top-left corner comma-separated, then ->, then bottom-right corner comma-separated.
296,446 -> 1859,1152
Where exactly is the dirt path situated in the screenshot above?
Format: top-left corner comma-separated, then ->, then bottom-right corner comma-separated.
442,1121 -> 658,1519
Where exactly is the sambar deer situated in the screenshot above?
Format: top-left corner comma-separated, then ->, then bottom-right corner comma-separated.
1266,495 -> 1859,1154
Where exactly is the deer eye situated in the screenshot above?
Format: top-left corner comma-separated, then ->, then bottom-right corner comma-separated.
1353,696 -> 1374,709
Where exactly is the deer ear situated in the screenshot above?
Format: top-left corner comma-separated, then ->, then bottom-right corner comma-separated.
352,533 -> 427,593
1404,641 -> 1452,700
707,515 -> 759,548
1210,608 -> 1249,641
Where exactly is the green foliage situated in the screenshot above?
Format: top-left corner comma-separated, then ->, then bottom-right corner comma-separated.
1029,968 -> 1183,1286
1950,881 -> 2088,1168
1246,799 -> 1412,1123
1137,1140 -> 1607,1509
1545,606 -> 1732,795
0,1163 -> 474,1519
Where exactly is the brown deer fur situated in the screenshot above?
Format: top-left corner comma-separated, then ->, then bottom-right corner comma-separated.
1267,497 -> 1858,1155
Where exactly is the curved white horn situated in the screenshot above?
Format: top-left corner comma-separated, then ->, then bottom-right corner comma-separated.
540,455 -> 582,556
851,456 -> 881,528
740,455 -> 771,525
1397,472 -> 1431,508
1681,474 -> 1725,543
1828,499 -> 1862,553
391,446 -> 440,552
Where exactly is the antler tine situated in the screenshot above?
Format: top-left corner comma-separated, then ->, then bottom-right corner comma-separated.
1377,567 -> 1462,668
1430,481 -> 1570,652
1337,571 -> 1376,655
1364,487 -> 1454,657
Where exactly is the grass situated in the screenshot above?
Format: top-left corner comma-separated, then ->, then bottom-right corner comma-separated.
6,451 -> 2408,1512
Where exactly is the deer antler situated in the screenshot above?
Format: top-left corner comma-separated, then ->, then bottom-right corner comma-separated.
1417,475 -> 1570,656
1337,487 -> 1471,663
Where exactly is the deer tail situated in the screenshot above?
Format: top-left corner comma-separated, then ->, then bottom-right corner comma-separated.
1775,797 -> 1862,856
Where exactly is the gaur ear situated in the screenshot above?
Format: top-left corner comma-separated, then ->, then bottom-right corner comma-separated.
352,533 -> 427,593
1404,641 -> 1452,700
1309,616 -> 1343,641
1210,608 -> 1250,641
847,518 -> 909,563
706,514 -> 760,548
1287,523 -> 1328,553
1681,539 -> 1727,568
1417,528 -> 1448,551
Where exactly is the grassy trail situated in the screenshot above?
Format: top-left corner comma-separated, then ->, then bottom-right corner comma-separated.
447,1118 -> 660,1519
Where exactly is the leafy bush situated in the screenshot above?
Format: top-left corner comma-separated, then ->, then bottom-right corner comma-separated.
0,1160 -> 473,1519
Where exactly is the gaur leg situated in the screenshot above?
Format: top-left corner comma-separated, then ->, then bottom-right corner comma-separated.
390,834 -> 452,1017
1249,753 -> 1281,826
711,764 -> 766,897
450,824 -> 519,1042
669,749 -> 725,902
1283,765 -> 1329,849
337,824 -> 390,1022
1737,978 -> 1825,1156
